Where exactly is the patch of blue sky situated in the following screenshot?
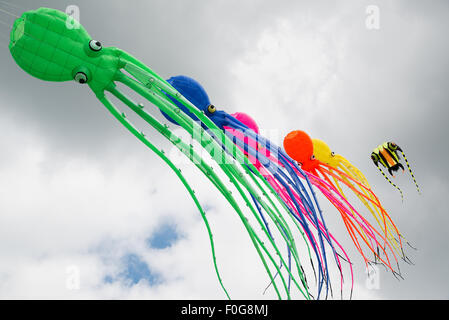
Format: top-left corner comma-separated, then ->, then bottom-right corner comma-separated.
104,253 -> 160,286
147,222 -> 181,249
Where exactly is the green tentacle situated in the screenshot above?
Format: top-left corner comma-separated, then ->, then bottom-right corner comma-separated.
97,91 -> 230,299
113,73 -> 310,299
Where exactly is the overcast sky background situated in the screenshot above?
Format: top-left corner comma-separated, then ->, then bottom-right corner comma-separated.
0,0 -> 448,299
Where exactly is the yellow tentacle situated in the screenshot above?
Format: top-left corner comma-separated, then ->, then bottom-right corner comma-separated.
336,161 -> 402,254
400,151 -> 421,195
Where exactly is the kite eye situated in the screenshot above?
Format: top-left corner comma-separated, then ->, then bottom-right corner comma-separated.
74,72 -> 88,84
207,105 -> 216,114
388,142 -> 398,150
310,155 -> 316,160
371,153 -> 379,162
89,40 -> 102,52
331,152 -> 335,157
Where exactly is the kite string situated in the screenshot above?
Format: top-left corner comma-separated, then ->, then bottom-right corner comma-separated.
377,165 -> 404,202
0,0 -> 25,11
400,150 -> 421,194
0,18 -> 10,28
0,24 -> 8,48
0,6 -> 19,18
0,19 -> 12,49
0,5 -> 15,47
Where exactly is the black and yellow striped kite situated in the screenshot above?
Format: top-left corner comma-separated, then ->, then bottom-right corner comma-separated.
371,142 -> 421,201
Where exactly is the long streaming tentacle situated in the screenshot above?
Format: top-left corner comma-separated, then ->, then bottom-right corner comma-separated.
310,166 -> 401,271
96,90 -> 230,299
400,151 -> 421,194
249,191 -> 292,293
251,165 -> 320,290
120,60 -> 322,292
335,156 -> 386,225
116,61 -> 331,297
222,119 -> 357,298
336,156 -> 414,261
316,167 -> 396,245
337,155 -> 415,253
287,172 -> 355,297
228,121 -> 348,261
111,70 -> 311,299
315,166 -> 404,273
107,88 -> 294,298
332,160 -> 404,256
376,164 -> 404,202
335,159 -> 391,237
313,169 -> 376,257
244,162 -> 323,297
225,127 -> 338,298
321,161 -> 401,246
225,131 -> 333,296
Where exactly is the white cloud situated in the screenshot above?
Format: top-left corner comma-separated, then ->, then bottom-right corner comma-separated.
2,0 -> 448,300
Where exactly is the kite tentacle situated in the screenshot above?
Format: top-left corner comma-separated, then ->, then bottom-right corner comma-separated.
335,155 -> 370,187
320,162 -> 404,252
107,86 -> 295,299
400,151 -> 421,194
333,162 -> 405,255
376,165 -> 404,202
313,167 -> 377,241
98,89 -> 232,298
105,83 -> 295,298
113,70 -> 311,299
223,116 -> 337,298
312,167 -> 400,271
245,165 -> 316,292
220,122 -> 333,298
296,173 -> 355,295
335,163 -> 390,235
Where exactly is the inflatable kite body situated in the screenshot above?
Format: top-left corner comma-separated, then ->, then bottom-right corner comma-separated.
371,142 -> 421,200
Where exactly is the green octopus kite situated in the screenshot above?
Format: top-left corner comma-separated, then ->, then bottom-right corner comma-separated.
8,7 -> 334,300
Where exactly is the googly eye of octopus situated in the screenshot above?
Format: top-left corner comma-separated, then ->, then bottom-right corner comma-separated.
207,105 -> 216,114
331,152 -> 335,157
89,40 -> 102,52
74,72 -> 88,84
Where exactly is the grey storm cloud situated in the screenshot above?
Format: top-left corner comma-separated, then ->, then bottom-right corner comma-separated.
0,0 -> 448,299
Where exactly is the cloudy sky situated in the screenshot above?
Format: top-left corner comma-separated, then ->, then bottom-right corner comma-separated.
0,0 -> 448,299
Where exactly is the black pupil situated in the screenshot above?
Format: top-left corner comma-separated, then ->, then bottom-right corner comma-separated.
90,41 -> 101,50
77,73 -> 86,83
